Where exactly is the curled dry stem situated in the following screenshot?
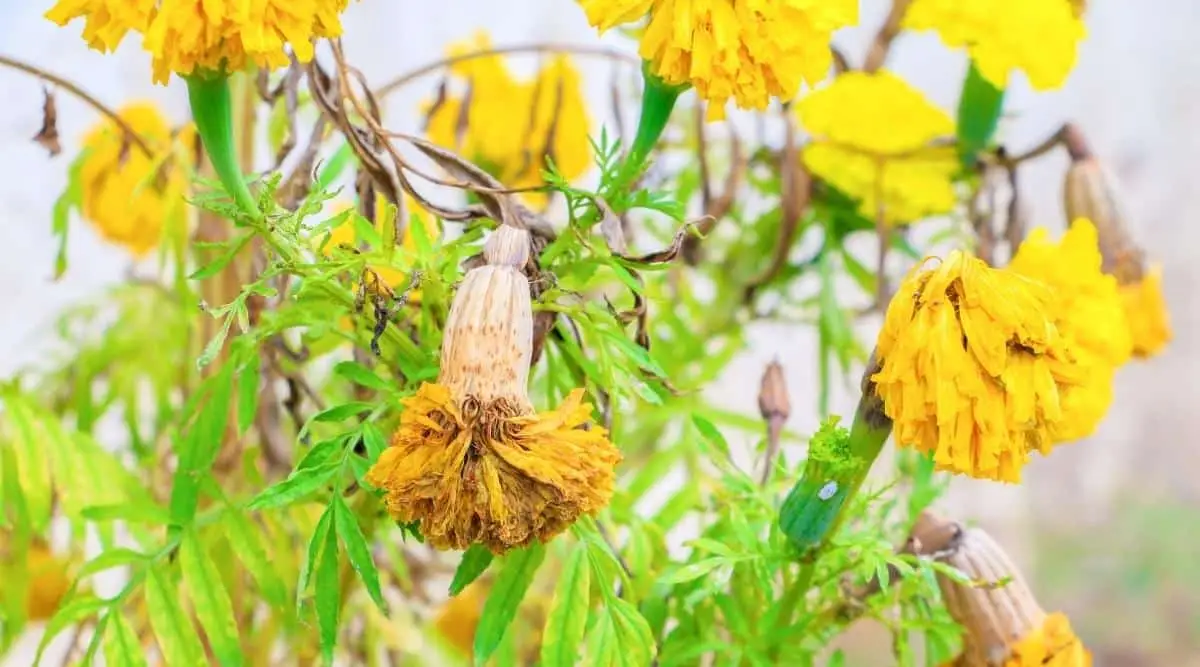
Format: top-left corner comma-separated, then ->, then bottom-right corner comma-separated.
863,0 -> 914,73
744,112 -> 812,303
373,42 -> 639,98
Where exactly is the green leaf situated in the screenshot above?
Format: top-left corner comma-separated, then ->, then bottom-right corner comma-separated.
659,558 -> 728,586
236,361 -> 259,436
333,361 -> 392,393
145,566 -> 207,666
473,542 -> 547,666
247,461 -> 340,511
588,595 -> 657,667
103,612 -> 149,667
180,530 -> 242,666
189,232 -> 254,280
315,518 -> 341,664
310,401 -> 373,424
223,510 -> 288,606
449,544 -> 494,596
540,545 -> 591,667
298,505 -> 335,609
360,423 -> 388,463
4,394 -> 54,532
170,362 -> 235,527
82,503 -> 170,525
956,60 -> 1006,165
34,594 -> 108,664
50,147 -> 88,278
76,548 -> 147,581
332,495 -> 387,612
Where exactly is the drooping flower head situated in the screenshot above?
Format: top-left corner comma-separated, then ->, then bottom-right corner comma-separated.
425,32 -> 592,207
46,0 -> 353,83
904,0 -> 1087,90
1007,219 -> 1131,441
579,0 -> 858,120
918,512 -> 1092,667
366,226 -> 621,552
1119,265 -> 1171,358
78,102 -> 192,257
797,71 -> 958,223
872,251 -> 1087,482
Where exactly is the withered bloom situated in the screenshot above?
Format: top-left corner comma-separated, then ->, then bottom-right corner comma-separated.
920,512 -> 1092,667
367,226 -> 621,553
1063,126 -> 1171,358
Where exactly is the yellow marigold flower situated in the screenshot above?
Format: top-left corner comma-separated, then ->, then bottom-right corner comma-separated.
1007,220 -> 1131,442
366,226 -> 621,552
872,251 -> 1086,482
46,0 -> 352,83
580,0 -> 857,120
426,33 -> 592,207
78,102 -> 191,257
904,0 -> 1086,91
25,542 -> 74,621
1120,265 -> 1171,358
798,71 -> 958,223
434,579 -> 489,659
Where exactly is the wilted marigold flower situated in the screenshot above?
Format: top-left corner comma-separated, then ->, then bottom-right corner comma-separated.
46,0 -> 353,83
1007,219 -> 1131,442
426,33 -> 592,207
797,71 -> 958,223
921,512 -> 1092,666
434,579 -> 489,659
904,0 -> 1086,91
1120,265 -> 1171,358
366,226 -> 621,552
579,0 -> 857,120
78,102 -> 191,257
24,541 -> 74,621
872,251 -> 1087,482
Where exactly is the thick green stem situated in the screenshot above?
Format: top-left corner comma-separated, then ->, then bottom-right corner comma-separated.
778,358 -> 893,553
186,75 -> 260,219
618,63 -> 688,187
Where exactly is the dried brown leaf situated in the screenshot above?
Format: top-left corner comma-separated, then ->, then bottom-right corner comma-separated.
33,87 -> 61,157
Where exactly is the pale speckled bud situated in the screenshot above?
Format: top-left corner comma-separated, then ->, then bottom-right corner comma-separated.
1062,126 -> 1145,282
930,515 -> 1047,666
438,226 -> 535,407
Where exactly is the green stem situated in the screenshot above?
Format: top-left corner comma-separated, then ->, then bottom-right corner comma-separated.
778,360 -> 893,553
186,74 -> 260,219
618,63 -> 688,188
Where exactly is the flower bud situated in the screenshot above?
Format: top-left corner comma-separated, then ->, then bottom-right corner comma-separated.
925,513 -> 1092,666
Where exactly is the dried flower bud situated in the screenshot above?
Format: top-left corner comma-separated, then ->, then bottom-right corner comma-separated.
367,226 -> 621,553
1062,125 -> 1172,357
926,513 -> 1092,666
757,360 -> 791,422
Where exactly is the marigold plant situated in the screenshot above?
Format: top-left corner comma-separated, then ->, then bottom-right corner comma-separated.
0,0 -> 1179,665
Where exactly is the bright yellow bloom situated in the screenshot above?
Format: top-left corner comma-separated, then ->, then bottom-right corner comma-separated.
904,0 -> 1086,90
46,0 -> 352,83
434,579 -> 489,659
1008,220 -> 1131,441
579,0 -> 857,120
872,252 -> 1087,482
426,33 -> 592,207
1120,265 -> 1172,358
798,71 -> 958,223
1004,613 -> 1092,667
366,227 -> 620,552
78,102 -> 191,257
25,542 -> 74,621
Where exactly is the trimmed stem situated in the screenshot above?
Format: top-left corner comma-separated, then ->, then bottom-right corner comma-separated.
186,75 -> 260,218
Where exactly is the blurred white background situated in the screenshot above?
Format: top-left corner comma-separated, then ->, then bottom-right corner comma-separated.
2,1 -> 1197,664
